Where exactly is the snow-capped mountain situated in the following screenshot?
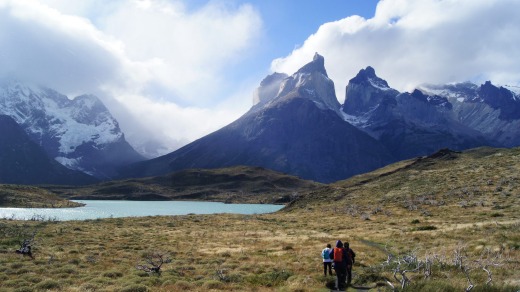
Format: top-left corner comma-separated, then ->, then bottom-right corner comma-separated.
0,79 -> 144,179
418,81 -> 520,147
343,67 -> 520,160
120,54 -> 394,183
0,115 -> 98,185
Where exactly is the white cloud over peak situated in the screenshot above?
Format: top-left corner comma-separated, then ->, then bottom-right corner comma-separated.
0,0 -> 262,157
272,0 -> 520,101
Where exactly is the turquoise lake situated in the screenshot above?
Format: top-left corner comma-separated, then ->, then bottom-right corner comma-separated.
0,200 -> 284,221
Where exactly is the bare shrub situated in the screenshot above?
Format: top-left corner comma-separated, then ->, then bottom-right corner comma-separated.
380,244 -> 508,291
136,251 -> 172,275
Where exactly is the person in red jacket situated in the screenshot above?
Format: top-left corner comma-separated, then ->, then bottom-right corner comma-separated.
330,240 -> 347,291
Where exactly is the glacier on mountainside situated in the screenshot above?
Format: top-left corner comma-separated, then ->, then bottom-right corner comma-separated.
0,79 -> 143,178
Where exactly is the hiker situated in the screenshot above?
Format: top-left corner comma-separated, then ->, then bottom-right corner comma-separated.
330,240 -> 347,290
321,243 -> 333,276
344,242 -> 356,287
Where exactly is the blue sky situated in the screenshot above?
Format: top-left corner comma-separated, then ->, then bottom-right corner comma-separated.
1,0 -> 520,157
216,0 -> 379,94
222,0 -> 379,68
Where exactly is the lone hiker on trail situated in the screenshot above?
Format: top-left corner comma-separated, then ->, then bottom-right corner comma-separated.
330,240 -> 347,291
344,242 -> 356,287
321,243 -> 333,276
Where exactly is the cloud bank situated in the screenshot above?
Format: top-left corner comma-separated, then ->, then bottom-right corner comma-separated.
272,0 -> 520,101
2,0 -> 519,158
0,0 -> 261,157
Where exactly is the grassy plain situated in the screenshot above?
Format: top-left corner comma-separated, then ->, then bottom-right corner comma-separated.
0,147 -> 519,291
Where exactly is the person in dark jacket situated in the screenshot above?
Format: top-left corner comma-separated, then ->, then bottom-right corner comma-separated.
344,242 -> 356,287
330,240 -> 347,290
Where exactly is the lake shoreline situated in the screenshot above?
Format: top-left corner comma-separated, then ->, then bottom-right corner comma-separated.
1,197 -> 286,209
0,200 -> 285,221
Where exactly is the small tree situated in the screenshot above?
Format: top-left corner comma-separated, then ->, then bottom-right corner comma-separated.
136,251 -> 172,275
14,230 -> 36,259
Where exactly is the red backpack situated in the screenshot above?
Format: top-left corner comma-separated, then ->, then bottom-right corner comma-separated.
333,247 -> 344,262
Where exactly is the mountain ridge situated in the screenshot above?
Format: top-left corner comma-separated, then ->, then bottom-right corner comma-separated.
342,66 -> 519,161
0,114 -> 98,185
0,80 -> 144,180
119,54 -> 520,183
46,165 -> 323,204
119,54 -> 394,183
3,55 -> 520,185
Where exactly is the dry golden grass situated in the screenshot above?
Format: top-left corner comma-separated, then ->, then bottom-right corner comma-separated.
0,147 -> 519,291
0,185 -> 83,208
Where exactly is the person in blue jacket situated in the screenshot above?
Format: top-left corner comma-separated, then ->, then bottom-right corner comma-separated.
321,243 -> 333,276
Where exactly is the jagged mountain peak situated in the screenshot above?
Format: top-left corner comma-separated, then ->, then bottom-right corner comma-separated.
119,58 -> 520,184
349,66 -> 391,90
295,52 -> 327,76
356,66 -> 377,79
417,82 -> 480,103
419,80 -> 519,111
402,89 -> 452,109
252,53 -> 340,113
411,88 -> 424,98
252,72 -> 288,107
278,53 -> 340,112
72,94 -> 104,109
343,66 -> 398,116
0,79 -> 55,103
478,80 -> 520,120
479,80 -> 517,100
260,72 -> 289,87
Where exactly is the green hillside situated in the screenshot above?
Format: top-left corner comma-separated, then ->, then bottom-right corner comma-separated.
46,165 -> 323,204
0,184 -> 83,208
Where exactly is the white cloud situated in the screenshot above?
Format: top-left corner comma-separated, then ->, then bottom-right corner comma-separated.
0,0 -> 126,93
272,0 -> 520,102
0,0 -> 262,156
100,0 -> 261,105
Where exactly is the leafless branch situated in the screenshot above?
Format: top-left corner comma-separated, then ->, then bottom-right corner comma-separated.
136,251 -> 172,275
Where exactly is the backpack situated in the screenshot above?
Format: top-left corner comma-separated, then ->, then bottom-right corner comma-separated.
333,247 -> 344,262
322,248 -> 332,260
